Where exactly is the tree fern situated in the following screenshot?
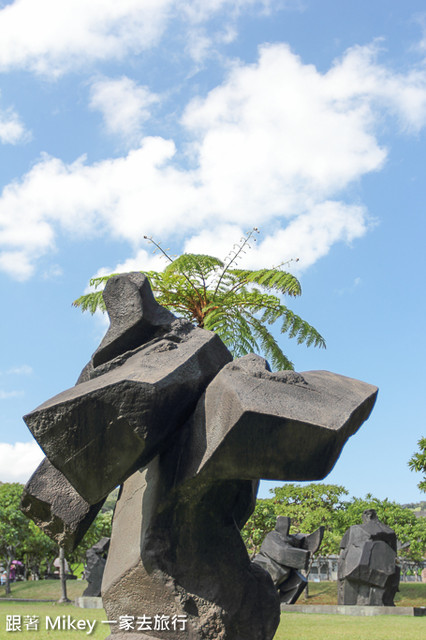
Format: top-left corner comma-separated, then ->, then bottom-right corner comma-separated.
73,231 -> 325,370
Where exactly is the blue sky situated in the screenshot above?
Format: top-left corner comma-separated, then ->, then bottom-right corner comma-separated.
0,0 -> 425,505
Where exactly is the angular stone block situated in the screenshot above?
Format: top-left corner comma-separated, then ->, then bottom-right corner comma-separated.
259,531 -> 310,570
24,322 -> 231,504
253,516 -> 324,605
338,510 -> 399,606
20,458 -> 105,553
178,354 -> 378,483
253,554 -> 291,586
345,540 -> 397,588
91,273 -> 175,368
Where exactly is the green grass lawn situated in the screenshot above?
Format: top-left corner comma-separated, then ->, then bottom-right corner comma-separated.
0,581 -> 425,639
275,613 -> 426,640
0,579 -> 87,601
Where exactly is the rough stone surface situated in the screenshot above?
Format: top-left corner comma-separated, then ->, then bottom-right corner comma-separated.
83,537 -> 110,597
20,458 -> 105,552
91,272 -> 175,368
175,354 -> 378,483
23,274 -> 232,504
102,462 -> 279,640
338,509 -> 400,606
20,275 -> 379,640
253,517 -> 324,604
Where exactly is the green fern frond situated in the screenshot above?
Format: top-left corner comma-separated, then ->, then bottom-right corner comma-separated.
280,309 -> 326,348
165,254 -> 223,281
204,307 -> 258,356
229,268 -> 302,296
247,315 -> 294,370
72,291 -> 106,314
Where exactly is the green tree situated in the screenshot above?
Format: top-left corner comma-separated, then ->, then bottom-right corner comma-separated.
73,231 -> 325,370
408,437 -> 426,493
0,483 -> 34,594
23,520 -> 57,579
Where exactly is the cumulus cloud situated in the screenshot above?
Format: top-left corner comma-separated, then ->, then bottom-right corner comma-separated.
0,0 -> 277,75
0,0 -> 172,75
1,42 -> 426,277
326,42 -> 426,132
0,441 -> 44,483
89,76 -> 159,142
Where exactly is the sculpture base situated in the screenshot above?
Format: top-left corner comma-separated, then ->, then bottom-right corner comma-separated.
281,604 -> 426,616
75,596 -> 104,609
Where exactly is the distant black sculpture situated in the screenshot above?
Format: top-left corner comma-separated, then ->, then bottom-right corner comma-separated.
21,273 -> 378,640
253,516 -> 324,603
83,537 -> 110,597
338,509 -> 400,606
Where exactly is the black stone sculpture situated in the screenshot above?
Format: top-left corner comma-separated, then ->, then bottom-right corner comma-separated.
21,273 -> 378,640
253,516 -> 324,603
83,537 -> 110,597
338,509 -> 400,606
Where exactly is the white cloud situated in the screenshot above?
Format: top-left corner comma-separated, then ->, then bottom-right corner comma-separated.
182,43 -> 387,207
1,42 -> 426,279
255,201 -> 368,271
0,101 -> 29,144
0,249 -> 36,280
0,0 -> 278,75
0,138 -> 198,273
0,0 -> 172,75
0,441 -> 44,483
326,42 -> 426,133
89,76 -> 159,142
